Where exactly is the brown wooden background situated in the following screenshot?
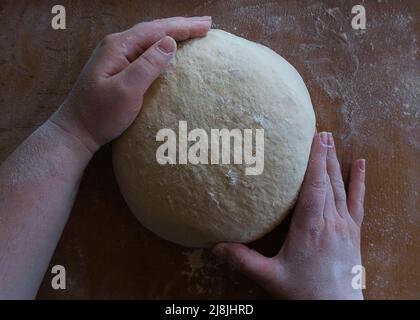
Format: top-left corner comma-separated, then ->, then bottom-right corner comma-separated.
0,0 -> 418,299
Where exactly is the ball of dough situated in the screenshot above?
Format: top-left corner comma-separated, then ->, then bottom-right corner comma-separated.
113,29 -> 315,247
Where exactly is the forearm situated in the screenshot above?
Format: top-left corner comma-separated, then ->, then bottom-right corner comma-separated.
0,118 -> 93,299
0,16 -> 210,299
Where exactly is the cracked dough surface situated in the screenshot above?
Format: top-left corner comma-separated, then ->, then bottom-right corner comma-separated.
112,29 -> 316,247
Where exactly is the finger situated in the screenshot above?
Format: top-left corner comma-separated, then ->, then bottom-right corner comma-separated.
326,133 -> 348,217
213,243 -> 279,288
116,36 -> 177,94
153,16 -> 212,23
90,17 -> 211,77
118,16 -> 212,62
293,132 -> 331,224
347,159 -> 366,227
324,174 -> 339,220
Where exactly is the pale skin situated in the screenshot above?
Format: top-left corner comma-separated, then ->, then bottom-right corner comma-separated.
0,16 -> 366,300
213,133 -> 366,300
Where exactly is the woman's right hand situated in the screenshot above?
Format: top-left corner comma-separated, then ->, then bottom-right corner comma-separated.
214,132 -> 366,300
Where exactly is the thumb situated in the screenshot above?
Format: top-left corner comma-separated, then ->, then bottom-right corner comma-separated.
213,243 -> 281,290
119,36 -> 177,94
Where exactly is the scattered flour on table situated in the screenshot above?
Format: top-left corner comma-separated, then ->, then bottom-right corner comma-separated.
191,0 -> 419,298
182,249 -> 224,295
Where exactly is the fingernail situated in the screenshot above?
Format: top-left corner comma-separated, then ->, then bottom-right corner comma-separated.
190,16 -> 211,21
196,20 -> 212,28
157,36 -> 176,54
319,132 -> 332,148
358,159 -> 366,172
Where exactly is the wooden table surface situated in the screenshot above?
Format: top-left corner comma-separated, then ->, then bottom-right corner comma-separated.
0,0 -> 418,299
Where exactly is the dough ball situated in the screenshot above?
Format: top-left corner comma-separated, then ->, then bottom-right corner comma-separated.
113,29 -> 316,247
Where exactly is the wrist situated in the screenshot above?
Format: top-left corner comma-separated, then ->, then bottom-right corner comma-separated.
45,116 -> 97,160
49,102 -> 101,155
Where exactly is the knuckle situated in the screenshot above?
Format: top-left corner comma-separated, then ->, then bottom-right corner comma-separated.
333,219 -> 348,234
141,54 -> 160,74
293,213 -> 323,235
101,33 -> 119,47
331,177 -> 345,189
177,25 -> 190,39
143,21 -> 163,35
355,196 -> 365,208
327,151 -> 336,159
309,179 -> 326,191
335,191 -> 347,203
142,48 -> 168,71
299,197 -> 322,213
155,23 -> 165,33
126,22 -> 149,37
307,223 -> 323,239
324,217 -> 343,234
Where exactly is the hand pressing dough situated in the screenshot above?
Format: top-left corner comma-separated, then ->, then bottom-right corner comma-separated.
112,29 -> 316,247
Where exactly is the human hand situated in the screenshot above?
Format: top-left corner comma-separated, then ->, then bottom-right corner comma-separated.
50,16 -> 212,153
213,132 -> 366,300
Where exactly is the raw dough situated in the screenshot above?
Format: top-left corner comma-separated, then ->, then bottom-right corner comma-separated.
112,29 -> 316,247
